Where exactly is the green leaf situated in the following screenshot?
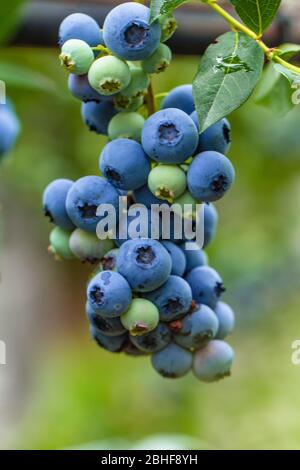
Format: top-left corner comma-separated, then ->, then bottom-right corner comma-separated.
0,63 -> 57,92
277,43 -> 300,61
0,1 -> 26,44
150,0 -> 186,22
255,63 -> 294,115
193,31 -> 264,132
230,0 -> 281,36
273,63 -> 300,85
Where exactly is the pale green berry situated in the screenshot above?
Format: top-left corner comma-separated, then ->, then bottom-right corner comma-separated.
159,14 -> 178,42
49,227 -> 75,260
148,164 -> 186,203
69,228 -> 114,263
173,190 -> 202,220
59,39 -> 94,75
121,298 -> 159,336
141,44 -> 172,74
114,95 -> 144,112
108,112 -> 145,141
121,64 -> 150,98
88,55 -> 131,96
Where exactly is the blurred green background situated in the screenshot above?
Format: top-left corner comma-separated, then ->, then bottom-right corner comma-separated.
2,0 -> 300,451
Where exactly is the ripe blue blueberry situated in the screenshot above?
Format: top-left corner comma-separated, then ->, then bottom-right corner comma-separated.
88,56 -> 131,96
86,301 -> 126,336
87,271 -> 132,317
103,2 -> 161,61
214,301 -> 235,340
185,266 -> 225,309
90,326 -> 128,353
161,84 -> 195,115
190,112 -> 231,155
203,202 -> 218,248
151,343 -> 192,378
123,340 -> 148,356
43,178 -> 75,230
0,104 -> 20,158
145,275 -> 192,322
68,74 -> 103,102
187,151 -> 235,202
59,39 -> 94,75
173,304 -> 219,350
66,176 -> 119,233
133,184 -> 169,208
161,241 -> 187,277
59,13 -> 103,47
192,340 -> 234,382
99,248 -> 119,272
69,228 -> 114,263
117,239 -> 172,292
179,242 -> 207,273
49,227 -> 75,260
81,100 -> 117,135
100,138 -> 151,190
141,108 -> 198,164
121,298 -> 159,336
130,322 -> 171,353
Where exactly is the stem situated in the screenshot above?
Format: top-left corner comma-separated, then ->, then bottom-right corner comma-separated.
205,0 -> 300,75
146,79 -> 156,116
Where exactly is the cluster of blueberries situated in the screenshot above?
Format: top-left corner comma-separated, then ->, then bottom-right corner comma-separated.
42,2 -> 236,382
0,101 -> 20,162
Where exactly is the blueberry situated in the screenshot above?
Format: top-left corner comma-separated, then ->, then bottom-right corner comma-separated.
192,340 -> 234,382
108,111 -> 145,141
103,2 -> 161,61
81,100 -> 117,135
187,151 -> 235,202
48,227 -> 75,260
173,190 -> 199,221
0,104 -> 20,158
58,13 -> 103,47
59,39 -> 94,75
203,202 -> 218,248
161,241 -> 186,277
130,322 -> 171,352
86,301 -> 125,336
148,164 -> 186,202
114,95 -> 144,113
214,301 -> 235,340
66,176 -> 119,233
133,184 -> 169,208
43,178 -> 75,230
90,326 -> 128,353
116,64 -> 150,101
141,43 -> 172,74
141,108 -> 198,164
121,297 -> 159,336
151,343 -> 192,378
123,340 -> 148,356
161,85 -> 195,115
179,242 -> 207,273
116,206 -> 161,246
99,248 -> 119,272
88,56 -> 131,96
117,239 -> 172,292
68,74 -> 103,102
100,138 -> 150,190
159,14 -> 177,42
185,266 -> 225,309
173,304 -> 219,350
87,271 -> 132,317
69,228 -> 114,263
145,275 -> 192,322
190,112 -> 231,155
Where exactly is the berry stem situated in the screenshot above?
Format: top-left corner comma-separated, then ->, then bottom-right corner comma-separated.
204,0 -> 300,76
146,79 -> 156,116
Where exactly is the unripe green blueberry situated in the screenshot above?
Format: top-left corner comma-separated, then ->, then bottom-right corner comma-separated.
88,55 -> 131,96
141,44 -> 172,74
148,164 -> 187,203
159,14 -> 178,42
114,95 -> 144,112
108,112 -> 145,141
59,39 -> 94,75
69,228 -> 114,264
49,227 -> 75,260
121,64 -> 150,98
121,298 -> 159,336
173,190 -> 202,220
